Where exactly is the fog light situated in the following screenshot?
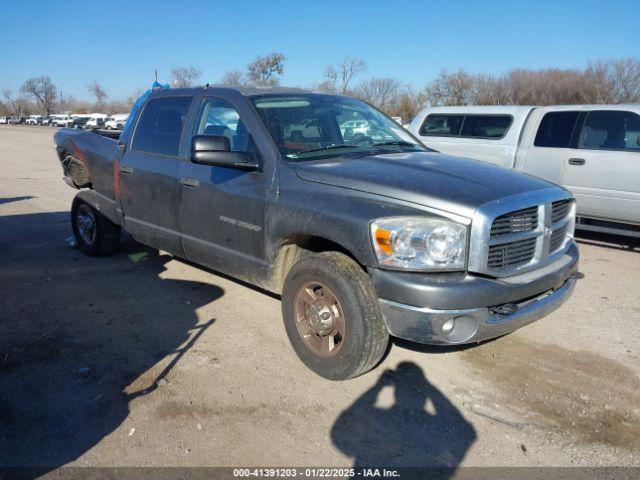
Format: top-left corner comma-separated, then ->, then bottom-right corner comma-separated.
442,315 -> 478,343
442,318 -> 455,335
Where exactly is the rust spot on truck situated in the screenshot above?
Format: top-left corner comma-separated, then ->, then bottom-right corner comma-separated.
461,336 -> 640,449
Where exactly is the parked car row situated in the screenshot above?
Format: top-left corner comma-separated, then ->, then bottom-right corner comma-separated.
0,113 -> 128,130
0,116 -> 29,124
409,104 -> 640,237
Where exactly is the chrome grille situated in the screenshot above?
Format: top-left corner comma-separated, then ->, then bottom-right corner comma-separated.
488,237 -> 537,269
490,206 -> 538,237
549,225 -> 568,252
468,190 -> 576,277
551,200 -> 571,223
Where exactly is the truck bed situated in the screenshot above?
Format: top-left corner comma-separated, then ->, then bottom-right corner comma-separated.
54,127 -> 120,221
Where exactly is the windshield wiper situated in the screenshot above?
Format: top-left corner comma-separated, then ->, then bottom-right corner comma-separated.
373,140 -> 421,148
289,144 -> 359,157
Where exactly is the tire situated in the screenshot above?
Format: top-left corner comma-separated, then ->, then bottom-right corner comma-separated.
71,198 -> 121,256
281,251 -> 390,380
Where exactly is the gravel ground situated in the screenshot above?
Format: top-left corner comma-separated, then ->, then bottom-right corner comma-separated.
0,125 -> 639,473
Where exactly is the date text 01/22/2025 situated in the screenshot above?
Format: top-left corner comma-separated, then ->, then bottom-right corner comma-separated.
232,468 -> 400,477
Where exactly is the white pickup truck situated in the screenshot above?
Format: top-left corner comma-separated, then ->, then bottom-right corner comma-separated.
409,105 -> 640,236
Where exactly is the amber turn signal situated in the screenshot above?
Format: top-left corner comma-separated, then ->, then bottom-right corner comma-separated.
375,228 -> 392,255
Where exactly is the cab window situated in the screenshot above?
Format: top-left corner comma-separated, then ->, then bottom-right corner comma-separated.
577,110 -> 640,152
534,111 -> 579,148
194,97 -> 252,152
132,96 -> 192,156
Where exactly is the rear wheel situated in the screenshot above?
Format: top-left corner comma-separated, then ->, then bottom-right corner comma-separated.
282,251 -> 390,380
71,198 -> 120,256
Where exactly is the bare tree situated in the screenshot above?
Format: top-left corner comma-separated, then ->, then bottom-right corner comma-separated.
219,70 -> 247,86
4,89 -> 32,116
420,61 -> 640,107
170,67 -> 202,88
247,53 -> 285,87
3,90 -> 18,115
20,76 -> 58,115
321,57 -> 367,94
423,70 -> 475,106
88,81 -> 108,110
354,77 -> 402,112
584,60 -> 617,104
386,90 -> 424,123
58,93 -> 77,113
609,58 -> 640,103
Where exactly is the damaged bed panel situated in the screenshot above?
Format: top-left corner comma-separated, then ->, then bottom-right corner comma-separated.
54,127 -> 119,201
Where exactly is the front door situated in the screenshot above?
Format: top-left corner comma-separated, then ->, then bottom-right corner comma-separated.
119,95 -> 193,254
179,96 -> 269,279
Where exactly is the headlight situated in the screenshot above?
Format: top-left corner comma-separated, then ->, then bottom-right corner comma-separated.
371,217 -> 467,271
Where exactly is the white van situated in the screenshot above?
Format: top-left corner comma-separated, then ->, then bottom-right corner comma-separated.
105,113 -> 128,130
409,105 -> 640,236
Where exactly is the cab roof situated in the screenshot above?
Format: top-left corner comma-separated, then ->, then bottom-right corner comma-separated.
150,85 -> 312,98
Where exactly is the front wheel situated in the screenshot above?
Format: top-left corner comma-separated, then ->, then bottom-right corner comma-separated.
71,198 -> 121,256
282,251 -> 390,380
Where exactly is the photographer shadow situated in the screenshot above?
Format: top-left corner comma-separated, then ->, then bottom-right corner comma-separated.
331,362 -> 476,474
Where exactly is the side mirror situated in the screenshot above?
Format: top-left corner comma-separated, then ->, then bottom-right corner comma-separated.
191,135 -> 258,170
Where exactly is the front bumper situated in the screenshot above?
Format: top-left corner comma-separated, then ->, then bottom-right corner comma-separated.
373,242 -> 580,345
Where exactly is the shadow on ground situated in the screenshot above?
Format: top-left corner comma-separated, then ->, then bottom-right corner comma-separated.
331,362 -> 476,474
0,212 -> 224,473
0,196 -> 35,206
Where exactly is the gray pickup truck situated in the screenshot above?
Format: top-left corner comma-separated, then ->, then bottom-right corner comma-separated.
54,86 -> 581,380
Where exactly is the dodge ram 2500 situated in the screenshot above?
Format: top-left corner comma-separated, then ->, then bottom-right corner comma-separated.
54,86 -> 581,380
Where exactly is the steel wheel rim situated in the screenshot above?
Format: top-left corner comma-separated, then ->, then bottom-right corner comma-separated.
293,281 -> 346,358
76,204 -> 96,245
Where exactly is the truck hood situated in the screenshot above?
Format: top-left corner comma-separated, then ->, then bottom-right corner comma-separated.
294,151 -> 555,218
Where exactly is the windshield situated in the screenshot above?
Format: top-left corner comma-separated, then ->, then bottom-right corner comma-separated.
251,94 -> 426,160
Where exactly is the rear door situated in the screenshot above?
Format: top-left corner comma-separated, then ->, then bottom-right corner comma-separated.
565,109 -> 640,223
178,95 -> 269,277
521,110 -> 580,185
119,95 -> 193,254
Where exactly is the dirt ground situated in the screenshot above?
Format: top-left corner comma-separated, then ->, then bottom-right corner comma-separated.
1,125 -> 639,473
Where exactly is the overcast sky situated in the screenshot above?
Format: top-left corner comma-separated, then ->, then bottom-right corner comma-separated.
2,0 -> 639,101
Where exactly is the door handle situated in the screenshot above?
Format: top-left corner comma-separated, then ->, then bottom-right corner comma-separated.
119,166 -> 133,174
568,158 -> 586,166
180,177 -> 200,188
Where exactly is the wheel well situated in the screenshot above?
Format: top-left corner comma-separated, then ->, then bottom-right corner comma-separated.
61,153 -> 92,189
271,235 -> 362,293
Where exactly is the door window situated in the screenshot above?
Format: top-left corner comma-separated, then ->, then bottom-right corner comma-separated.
577,110 -> 640,152
534,111 -> 579,148
131,96 -> 192,156
194,97 -> 252,152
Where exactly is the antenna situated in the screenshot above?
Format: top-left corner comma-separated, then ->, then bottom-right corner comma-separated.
154,69 -> 158,83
